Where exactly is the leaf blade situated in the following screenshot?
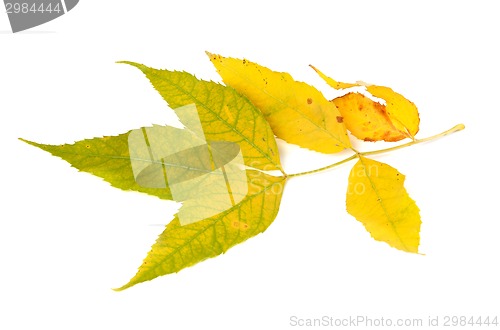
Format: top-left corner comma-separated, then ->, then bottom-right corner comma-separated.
20,134 -> 175,200
207,53 -> 351,153
119,61 -> 283,173
346,156 -> 421,253
115,171 -> 286,291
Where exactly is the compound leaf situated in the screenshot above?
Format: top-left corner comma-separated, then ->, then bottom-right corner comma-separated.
207,53 -> 351,153
19,55 -> 447,290
346,156 -> 421,253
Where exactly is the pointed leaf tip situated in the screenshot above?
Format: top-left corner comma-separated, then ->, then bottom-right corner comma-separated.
117,61 -> 147,71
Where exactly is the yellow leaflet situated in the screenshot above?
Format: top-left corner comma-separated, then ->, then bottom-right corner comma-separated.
346,156 -> 421,253
366,85 -> 420,139
311,66 -> 420,141
207,53 -> 351,153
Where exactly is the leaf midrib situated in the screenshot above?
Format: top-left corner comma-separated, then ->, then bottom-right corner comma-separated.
32,146 -> 226,176
358,156 -> 409,251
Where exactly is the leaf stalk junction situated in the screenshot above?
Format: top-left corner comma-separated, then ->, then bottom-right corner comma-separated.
287,124 -> 464,178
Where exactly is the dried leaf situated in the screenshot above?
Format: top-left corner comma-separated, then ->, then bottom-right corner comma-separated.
311,66 -> 420,141
332,92 -> 408,142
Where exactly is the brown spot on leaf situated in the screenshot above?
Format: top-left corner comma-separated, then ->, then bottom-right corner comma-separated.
336,116 -> 344,123
382,131 -> 392,140
307,98 -> 313,104
232,221 -> 249,230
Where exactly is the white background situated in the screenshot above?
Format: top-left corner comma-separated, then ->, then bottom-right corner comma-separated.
1,1 -> 499,329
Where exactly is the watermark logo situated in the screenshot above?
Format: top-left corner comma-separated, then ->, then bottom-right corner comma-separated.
128,104 -> 248,226
4,0 -> 79,33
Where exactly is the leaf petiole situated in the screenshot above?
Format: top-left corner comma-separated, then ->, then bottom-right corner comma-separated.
287,155 -> 358,178
360,124 -> 465,157
287,124 -> 465,178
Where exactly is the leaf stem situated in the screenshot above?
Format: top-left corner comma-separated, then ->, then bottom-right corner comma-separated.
360,124 -> 465,157
287,155 -> 358,178
287,124 -> 464,178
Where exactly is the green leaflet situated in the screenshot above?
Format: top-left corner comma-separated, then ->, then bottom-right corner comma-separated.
116,171 -> 286,291
118,62 -> 283,174
21,133 -> 174,201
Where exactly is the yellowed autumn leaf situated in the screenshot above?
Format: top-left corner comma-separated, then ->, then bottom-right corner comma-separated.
346,156 -> 421,253
208,53 -> 351,153
366,85 -> 420,139
311,66 -> 420,141
332,92 -> 408,142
